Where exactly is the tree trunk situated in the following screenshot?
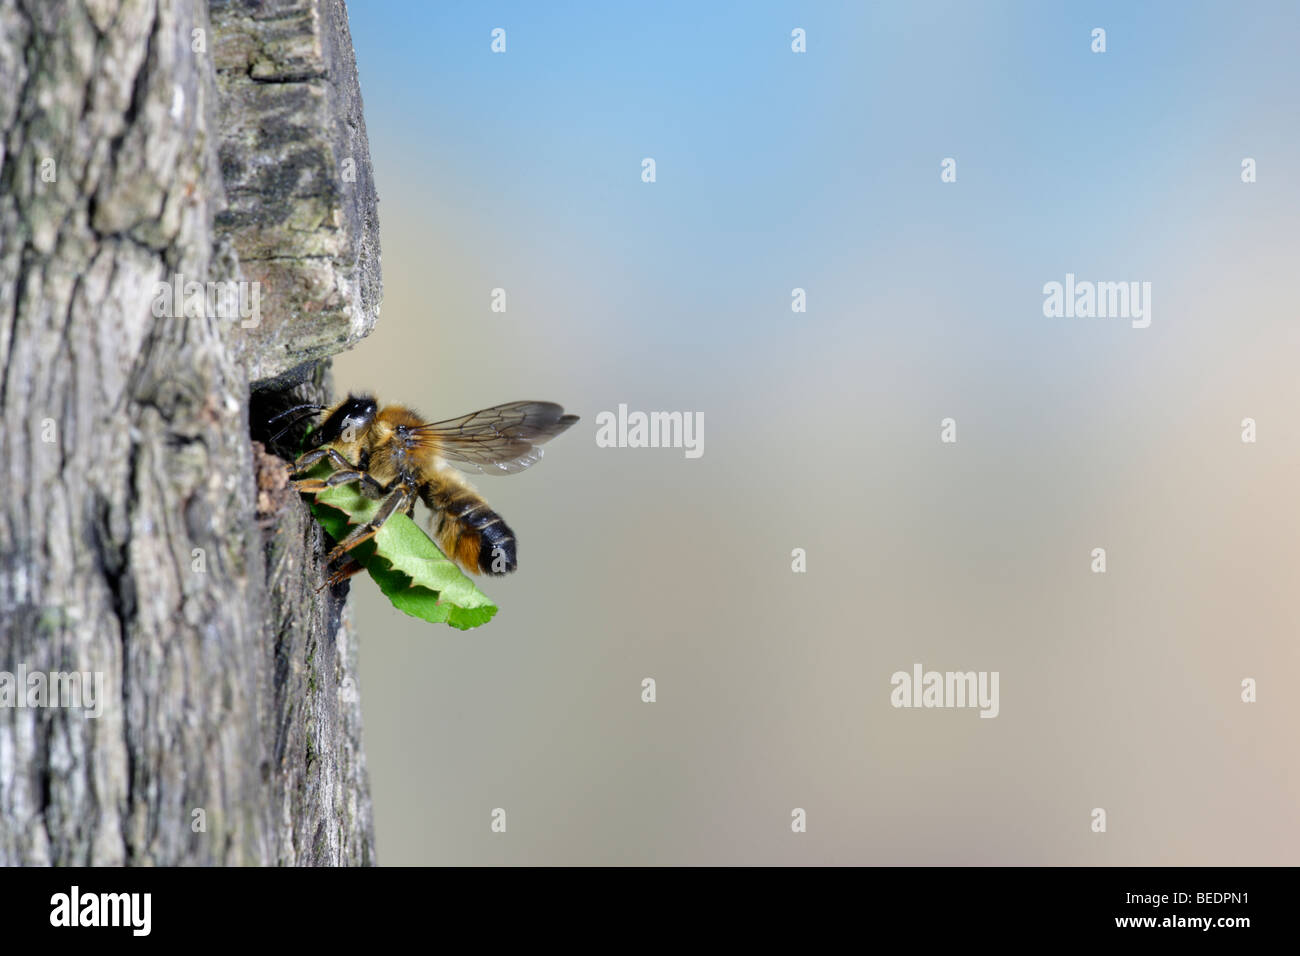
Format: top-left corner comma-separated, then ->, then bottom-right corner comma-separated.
0,0 -> 379,865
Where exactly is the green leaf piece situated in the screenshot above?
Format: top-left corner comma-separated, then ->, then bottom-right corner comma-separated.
306,474 -> 498,630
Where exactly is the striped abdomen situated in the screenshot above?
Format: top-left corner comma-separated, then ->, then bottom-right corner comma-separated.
421,472 -> 517,575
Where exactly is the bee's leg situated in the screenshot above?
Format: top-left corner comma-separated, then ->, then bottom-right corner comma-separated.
292,447 -> 387,496
322,486 -> 413,566
294,469 -> 388,498
318,553 -> 367,591
291,446 -> 353,474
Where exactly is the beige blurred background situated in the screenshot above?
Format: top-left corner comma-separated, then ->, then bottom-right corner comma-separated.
333,1 -> 1300,864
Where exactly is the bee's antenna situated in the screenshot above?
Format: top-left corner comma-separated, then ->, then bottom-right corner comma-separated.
267,402 -> 324,423
267,406 -> 324,445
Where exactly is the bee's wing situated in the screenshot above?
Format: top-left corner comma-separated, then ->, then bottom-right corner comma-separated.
413,401 -> 579,475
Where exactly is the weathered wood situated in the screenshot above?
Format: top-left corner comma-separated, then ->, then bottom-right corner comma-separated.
0,0 -> 376,865
211,0 -> 381,384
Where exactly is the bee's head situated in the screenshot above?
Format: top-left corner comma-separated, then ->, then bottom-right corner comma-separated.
312,394 -> 378,448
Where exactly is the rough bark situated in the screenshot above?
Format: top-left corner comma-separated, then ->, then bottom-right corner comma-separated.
0,0 -> 377,865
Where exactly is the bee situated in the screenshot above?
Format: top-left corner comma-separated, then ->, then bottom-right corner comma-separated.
274,397 -> 578,585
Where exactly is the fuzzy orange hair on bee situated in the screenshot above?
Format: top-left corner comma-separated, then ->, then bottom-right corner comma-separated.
281,396 -> 578,585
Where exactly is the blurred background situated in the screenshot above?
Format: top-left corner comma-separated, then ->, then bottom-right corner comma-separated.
333,1 -> 1300,864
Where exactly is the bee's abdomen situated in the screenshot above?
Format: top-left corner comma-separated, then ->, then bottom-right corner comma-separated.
423,479 -> 518,575
475,516 -> 517,576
